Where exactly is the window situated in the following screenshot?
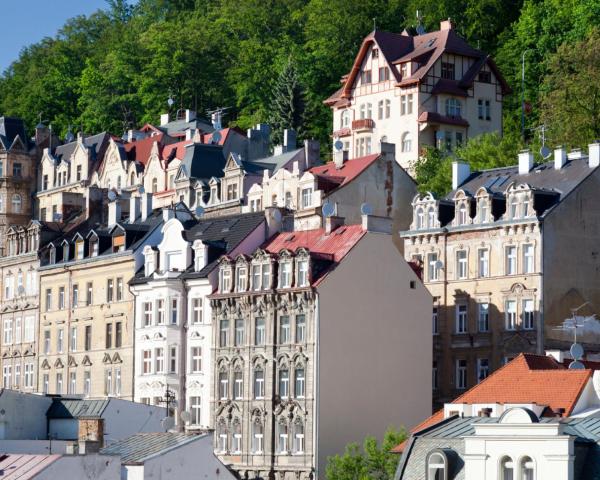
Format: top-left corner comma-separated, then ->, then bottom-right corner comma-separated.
153,348 -> 165,374
76,165 -> 82,181
523,244 -> 534,274
293,423 -> 305,454
296,315 -> 306,343
441,62 -> 455,79
401,132 -> 411,152
57,328 -> 64,353
3,319 -> 12,345
115,322 -> 122,348
278,423 -> 289,453
416,208 -> 425,229
143,302 -> 153,327
86,282 -> 93,305
142,350 -> 152,374
262,263 -> 271,289
90,240 -> 99,257
400,62 -> 409,78
400,94 -> 413,115
220,268 -> 231,293
83,371 -> 91,396
192,298 -> 202,324
478,70 -> 492,83
478,99 -> 491,120
279,316 -> 290,344
279,262 -> 292,288
236,266 -> 247,292
219,319 -> 229,347
227,183 -> 238,201
456,250 -> 467,279
190,397 -> 201,425
72,284 -> 79,307
235,319 -> 244,346
456,304 -> 468,333
478,249 -> 489,277
170,298 -> 178,324
432,361 -> 438,391
505,246 -> 517,275
445,98 -> 461,117
432,307 -> 438,335
12,194 -> 22,213
520,457 -> 534,480
360,70 -> 372,84
505,300 -> 517,330
297,260 -> 308,287
116,278 -> 123,301
456,359 -> 467,389
428,208 -> 436,228
341,110 -> 350,128
13,364 -> 19,388
84,325 -> 92,351
156,299 -> 165,325
255,318 -> 265,346
69,372 -> 76,394
501,456 -> 514,480
371,47 -> 379,58
478,303 -> 489,332
427,451 -> 446,480
104,369 -> 113,396
254,368 -> 265,399
191,347 -> 202,373
301,188 -> 312,209
43,330 -> 50,354
253,423 -> 264,453
24,363 -> 34,388
385,99 -> 391,118
378,66 -> 390,82
56,373 -> 63,394
58,286 -> 65,310
70,327 -> 77,351
24,317 -> 34,343
251,264 -> 261,291
106,323 -> 113,349
43,374 -> 49,394
523,299 -> 535,330
378,100 -> 384,120
457,203 -> 468,225
510,198 -> 518,219
477,358 -> 490,382
114,367 -> 121,396
232,423 -> 242,453
278,368 -> 290,399
428,253 -> 439,281
295,367 -> 305,398
45,288 -> 52,311
219,371 -> 229,399
2,365 -> 11,388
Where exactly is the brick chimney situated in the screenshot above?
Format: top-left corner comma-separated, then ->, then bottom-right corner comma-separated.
78,417 -> 105,453
440,18 -> 453,30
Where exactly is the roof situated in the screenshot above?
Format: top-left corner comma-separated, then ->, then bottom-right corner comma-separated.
0,116 -> 28,150
309,153 -> 380,191
124,133 -> 164,166
46,398 -> 109,419
157,117 -> 214,137
391,353 -> 592,453
100,432 -> 206,464
179,143 -> 226,181
0,454 -> 61,479
53,132 -> 110,164
244,147 -> 304,174
418,111 -> 470,127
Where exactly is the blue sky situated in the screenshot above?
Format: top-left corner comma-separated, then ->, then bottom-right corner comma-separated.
0,1 -> 110,72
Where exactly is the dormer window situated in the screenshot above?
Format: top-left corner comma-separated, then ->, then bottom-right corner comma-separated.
427,451 -> 447,480
297,259 -> 309,287
62,243 -> 69,262
145,257 -> 155,277
279,261 -> 292,288
510,198 -> 518,219
236,265 -> 247,292
75,239 -> 84,260
360,70 -> 372,84
400,63 -> 409,78
428,208 -> 436,228
89,238 -> 99,257
441,62 -> 455,80
262,263 -> 271,290
458,203 -> 468,225
416,208 -> 424,229
113,234 -> 125,253
49,246 -> 56,264
523,197 -> 530,217
220,267 -> 232,293
478,198 -> 488,223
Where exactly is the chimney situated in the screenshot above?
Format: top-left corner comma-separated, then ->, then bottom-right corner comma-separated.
304,139 -> 320,169
380,141 -> 396,164
185,128 -> 194,141
333,149 -> 348,169
273,145 -> 284,156
77,131 -> 83,143
554,146 -> 566,170
589,142 -> 600,168
324,215 -> 345,234
129,196 -> 140,223
78,417 -> 104,453
163,207 -> 175,222
452,161 -> 470,189
283,129 -> 297,152
361,214 -> 392,233
160,113 -> 170,126
568,148 -> 583,160
518,149 -> 534,174
440,18 -> 453,30
265,207 -> 283,237
108,199 -> 121,226
185,109 -> 196,122
141,193 -> 153,222
479,408 -> 493,418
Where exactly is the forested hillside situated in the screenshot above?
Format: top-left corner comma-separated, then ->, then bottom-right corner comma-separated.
1,0 -> 599,181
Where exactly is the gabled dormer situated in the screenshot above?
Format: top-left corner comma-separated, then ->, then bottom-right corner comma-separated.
208,177 -> 220,205
157,218 -> 191,273
86,230 -> 100,257
110,225 -> 126,253
72,232 -> 85,260
504,183 -> 535,221
60,239 -> 70,263
39,149 -> 57,191
192,239 -> 208,272
143,245 -> 158,277
217,256 -> 234,293
250,249 -> 273,291
452,190 -> 474,227
411,192 -> 442,230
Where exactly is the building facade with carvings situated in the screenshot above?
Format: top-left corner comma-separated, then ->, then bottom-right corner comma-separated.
402,145 -> 600,408
210,216 -> 431,479
325,21 -> 509,171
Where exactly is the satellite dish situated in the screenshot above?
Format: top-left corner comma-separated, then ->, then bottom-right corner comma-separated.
107,190 -> 117,202
180,411 -> 192,423
434,260 -> 444,270
322,202 -> 335,218
161,416 -> 175,431
271,209 -> 282,222
167,96 -> 174,107
360,202 -> 373,215
569,360 -> 585,370
334,140 -> 344,151
540,145 -> 551,159
195,206 -> 205,217
138,185 -> 145,195
211,131 -> 222,144
570,343 -> 584,360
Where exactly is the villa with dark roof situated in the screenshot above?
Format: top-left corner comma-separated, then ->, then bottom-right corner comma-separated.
402,143 -> 600,409
325,20 -> 509,171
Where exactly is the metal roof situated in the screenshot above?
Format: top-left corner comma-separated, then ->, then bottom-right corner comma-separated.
0,454 -> 61,479
46,398 -> 109,419
100,432 -> 206,463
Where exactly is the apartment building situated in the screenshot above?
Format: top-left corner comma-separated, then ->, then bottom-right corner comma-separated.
210,216 -> 431,479
325,20 -> 509,170
129,210 -> 274,429
402,144 -> 600,407
36,195 -> 164,399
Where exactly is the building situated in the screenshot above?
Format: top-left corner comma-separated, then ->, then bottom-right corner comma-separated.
100,432 -> 237,480
210,215 -> 431,479
129,210 -> 276,429
401,145 -> 600,407
393,353 -> 600,480
0,453 -> 119,480
324,21 -> 509,171
36,195 -> 166,399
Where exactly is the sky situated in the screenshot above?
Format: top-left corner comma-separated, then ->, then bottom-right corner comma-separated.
0,0 -> 110,72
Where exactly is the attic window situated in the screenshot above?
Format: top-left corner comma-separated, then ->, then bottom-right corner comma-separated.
478,71 -> 492,83
426,38 -> 436,48
371,48 -> 379,59
113,234 -> 125,253
89,238 -> 99,257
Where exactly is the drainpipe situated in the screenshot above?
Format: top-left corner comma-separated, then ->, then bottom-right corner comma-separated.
442,228 -> 449,400
127,281 -> 136,400
179,280 -> 188,433
313,291 -> 320,478
269,305 -> 278,480
539,221 -> 544,354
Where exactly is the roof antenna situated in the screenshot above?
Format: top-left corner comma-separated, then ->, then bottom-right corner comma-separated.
553,302 -> 596,370
373,17 -> 377,31
416,10 -> 426,35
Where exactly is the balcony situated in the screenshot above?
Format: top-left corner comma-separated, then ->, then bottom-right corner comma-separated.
332,127 -> 351,138
351,118 -> 375,132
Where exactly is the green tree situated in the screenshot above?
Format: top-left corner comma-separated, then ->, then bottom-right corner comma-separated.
270,57 -> 306,146
325,427 -> 406,480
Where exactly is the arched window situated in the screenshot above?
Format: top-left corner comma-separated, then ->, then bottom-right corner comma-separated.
427,451 -> 447,480
252,421 -> 264,453
254,367 -> 265,399
521,457 -> 534,480
232,421 -> 242,453
479,198 -> 488,222
152,178 -> 158,193
445,98 -> 462,117
416,207 -> 424,229
12,194 -> 21,213
217,421 -> 228,453
293,421 -> 305,454
458,203 -> 468,225
500,456 -> 514,480
428,208 -> 436,228
341,110 -> 350,128
401,132 -> 412,152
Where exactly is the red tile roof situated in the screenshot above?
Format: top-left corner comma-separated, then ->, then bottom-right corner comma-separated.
309,154 -> 380,191
124,134 -> 164,166
202,127 -> 245,146
391,353 -> 593,453
162,139 -> 192,161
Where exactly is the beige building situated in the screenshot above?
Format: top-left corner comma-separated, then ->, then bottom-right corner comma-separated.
36,195 -> 164,399
402,145 -> 600,407
325,21 -> 509,171
210,216 -> 431,479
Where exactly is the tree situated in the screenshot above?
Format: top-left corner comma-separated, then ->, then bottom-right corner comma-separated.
541,29 -> 600,147
325,427 -> 406,480
270,57 -> 306,146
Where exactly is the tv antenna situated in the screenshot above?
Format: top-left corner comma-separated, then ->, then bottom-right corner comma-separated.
553,302 -> 596,369
416,10 -> 426,35
535,124 -> 551,159
158,387 -> 177,423
206,107 -> 231,131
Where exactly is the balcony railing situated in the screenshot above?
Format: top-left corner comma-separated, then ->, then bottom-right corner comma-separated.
351,118 -> 375,131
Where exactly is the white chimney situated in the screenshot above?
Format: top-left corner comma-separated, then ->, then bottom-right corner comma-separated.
163,207 -> 175,222
518,150 -> 534,174
185,128 -> 193,141
283,129 -> 297,152
160,113 -> 170,126
589,142 -> 600,168
440,19 -> 453,30
129,196 -> 140,223
568,148 -> 583,160
554,146 -> 566,170
185,110 -> 196,122
108,200 -> 121,227
334,150 -> 348,169
141,193 -> 153,222
452,161 -> 470,189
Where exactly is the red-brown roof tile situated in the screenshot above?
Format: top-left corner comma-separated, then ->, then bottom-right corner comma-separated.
418,111 -> 470,127
309,153 -> 380,190
124,133 -> 164,166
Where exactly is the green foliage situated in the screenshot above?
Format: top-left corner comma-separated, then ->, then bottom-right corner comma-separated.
325,426 -> 406,480
270,58 -> 306,146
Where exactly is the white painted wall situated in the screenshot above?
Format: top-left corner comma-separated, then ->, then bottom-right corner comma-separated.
36,454 -> 120,480
0,390 -> 52,439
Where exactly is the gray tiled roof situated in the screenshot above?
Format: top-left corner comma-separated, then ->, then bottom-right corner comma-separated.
46,398 -> 109,419
53,132 -> 109,164
242,147 -> 305,174
0,116 -> 28,150
180,143 -> 227,181
100,432 -> 206,463
157,118 -> 214,137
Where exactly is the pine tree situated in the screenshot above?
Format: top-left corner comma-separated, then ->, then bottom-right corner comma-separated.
270,57 -> 306,147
